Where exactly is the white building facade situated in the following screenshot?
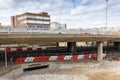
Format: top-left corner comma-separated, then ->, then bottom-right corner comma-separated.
50,22 -> 67,33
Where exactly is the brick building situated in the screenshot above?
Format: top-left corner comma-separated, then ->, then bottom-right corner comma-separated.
11,12 -> 50,30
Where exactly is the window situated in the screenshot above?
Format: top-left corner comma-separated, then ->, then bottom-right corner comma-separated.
17,15 -> 27,20
27,20 -> 36,23
42,17 -> 50,20
36,20 -> 42,24
36,16 -> 42,19
28,26 -> 36,28
27,15 -> 36,18
43,21 -> 50,24
18,20 -> 27,24
27,25 -> 49,29
43,26 -> 49,28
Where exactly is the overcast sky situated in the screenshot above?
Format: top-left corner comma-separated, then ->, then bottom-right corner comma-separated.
0,0 -> 120,29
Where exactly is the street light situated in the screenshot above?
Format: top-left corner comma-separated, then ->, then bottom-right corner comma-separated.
5,50 -> 7,68
5,47 -> 11,68
105,0 -> 109,27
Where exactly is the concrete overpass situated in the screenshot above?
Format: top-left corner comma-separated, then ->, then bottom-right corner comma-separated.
0,33 -> 120,61
0,34 -> 120,44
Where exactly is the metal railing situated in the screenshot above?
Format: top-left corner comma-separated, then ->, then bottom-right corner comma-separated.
0,28 -> 120,35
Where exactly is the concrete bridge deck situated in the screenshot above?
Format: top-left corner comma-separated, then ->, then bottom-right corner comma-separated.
0,34 -> 120,44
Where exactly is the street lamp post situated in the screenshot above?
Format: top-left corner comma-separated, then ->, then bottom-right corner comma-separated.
5,50 -> 8,68
105,0 -> 109,27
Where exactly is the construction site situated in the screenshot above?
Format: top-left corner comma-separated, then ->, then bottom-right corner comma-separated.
0,0 -> 120,80
0,43 -> 120,80
0,58 -> 120,80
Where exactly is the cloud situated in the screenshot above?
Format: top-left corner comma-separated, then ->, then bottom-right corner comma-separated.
0,0 -> 14,8
0,0 -> 15,25
0,0 -> 120,28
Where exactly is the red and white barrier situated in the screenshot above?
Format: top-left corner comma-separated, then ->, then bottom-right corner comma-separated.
25,57 -> 35,62
15,53 -> 106,63
77,54 -> 84,59
49,56 -> 58,61
0,47 -> 45,52
57,56 -> 65,60
71,55 -> 78,60
64,55 -> 72,60
33,56 -> 43,62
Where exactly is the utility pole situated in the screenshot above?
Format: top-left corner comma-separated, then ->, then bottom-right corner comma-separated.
105,0 -> 109,27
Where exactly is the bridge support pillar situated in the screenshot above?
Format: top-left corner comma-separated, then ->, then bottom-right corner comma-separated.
56,42 -> 59,47
97,42 -> 103,61
67,42 -> 76,53
114,42 -> 120,51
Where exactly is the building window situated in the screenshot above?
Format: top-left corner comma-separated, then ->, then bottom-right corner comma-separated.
27,15 -> 36,18
36,16 -> 42,19
36,20 -> 42,24
42,17 -> 50,20
27,20 -> 36,23
17,15 -> 27,20
18,20 -> 27,24
27,25 -> 49,29
43,21 -> 50,24
17,15 -> 50,21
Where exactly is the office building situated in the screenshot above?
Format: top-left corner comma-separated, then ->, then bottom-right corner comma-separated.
11,12 -> 50,30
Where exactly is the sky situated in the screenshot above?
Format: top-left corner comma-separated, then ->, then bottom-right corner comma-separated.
0,0 -> 120,29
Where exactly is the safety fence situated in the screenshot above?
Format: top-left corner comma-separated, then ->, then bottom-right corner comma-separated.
0,47 -> 45,51
15,53 -> 106,63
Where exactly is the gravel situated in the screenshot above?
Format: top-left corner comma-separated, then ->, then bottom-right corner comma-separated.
1,60 -> 120,80
76,61 -> 120,70
17,74 -> 89,80
0,78 -> 9,80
